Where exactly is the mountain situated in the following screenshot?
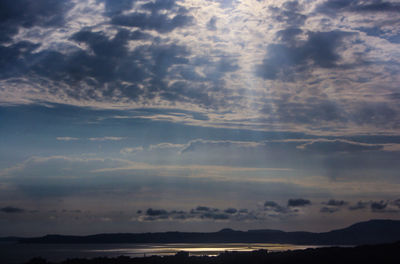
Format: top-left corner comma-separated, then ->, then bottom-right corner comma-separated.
19,219 -> 400,245
0,236 -> 21,243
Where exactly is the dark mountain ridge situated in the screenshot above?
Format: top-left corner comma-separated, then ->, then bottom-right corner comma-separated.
18,219 -> 400,245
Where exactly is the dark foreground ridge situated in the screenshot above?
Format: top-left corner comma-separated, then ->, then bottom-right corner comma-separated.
24,241 -> 400,264
19,219 -> 400,245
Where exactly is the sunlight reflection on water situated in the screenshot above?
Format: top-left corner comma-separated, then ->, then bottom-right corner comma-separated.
85,243 -> 327,256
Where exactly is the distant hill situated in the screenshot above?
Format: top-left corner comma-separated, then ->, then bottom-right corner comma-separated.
0,236 -> 20,243
19,219 -> 400,245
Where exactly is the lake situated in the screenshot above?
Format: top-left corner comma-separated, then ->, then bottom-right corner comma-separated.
0,242 -> 330,263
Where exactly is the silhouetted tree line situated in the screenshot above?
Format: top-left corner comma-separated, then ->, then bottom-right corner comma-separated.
24,242 -> 400,264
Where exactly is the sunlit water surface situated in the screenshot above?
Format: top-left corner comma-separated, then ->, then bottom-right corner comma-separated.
0,242 -> 331,264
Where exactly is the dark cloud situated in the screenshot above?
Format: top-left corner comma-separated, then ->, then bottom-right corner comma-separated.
351,103 -> 398,126
192,206 -> 219,212
0,0 -> 73,43
287,198 -> 311,207
320,207 -> 340,213
136,205 -> 270,222
224,208 -> 237,214
317,0 -> 400,15
323,199 -> 347,206
140,206 -> 238,222
200,212 -> 230,220
264,201 -> 280,208
207,16 -> 217,31
3,27 -> 231,106
256,30 -> 353,80
276,28 -> 303,43
356,26 -> 400,44
271,99 -> 345,124
301,140 -> 382,153
28,29 -> 149,88
141,0 -> 179,12
349,201 -> 369,210
268,98 -> 399,128
102,0 -> 191,32
370,201 -> 388,211
320,199 -> 346,213
264,200 -> 290,214
348,200 -> 400,213
349,200 -> 391,211
146,208 -> 168,216
111,12 -> 192,33
269,1 -> 307,26
0,206 -> 25,213
99,0 -> 136,16
0,41 -> 40,78
215,57 -> 240,73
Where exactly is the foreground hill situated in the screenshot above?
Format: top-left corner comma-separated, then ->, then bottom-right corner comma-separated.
19,219 -> 400,245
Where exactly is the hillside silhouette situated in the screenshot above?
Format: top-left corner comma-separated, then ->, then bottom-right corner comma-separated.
20,219 -> 400,245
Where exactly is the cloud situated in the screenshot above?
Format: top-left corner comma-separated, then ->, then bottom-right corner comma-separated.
200,212 -> 230,220
98,0 -> 136,16
323,199 -> 347,206
348,200 -> 400,213
264,201 -> 286,212
56,137 -> 79,141
141,0 -> 181,12
224,208 -> 237,214
120,146 -> 144,154
180,139 -> 261,154
136,205 -> 262,222
297,139 -> 383,153
149,143 -> 185,150
111,13 -> 192,33
317,0 -> 400,15
0,0 -> 73,43
207,16 -> 217,31
348,201 -> 369,211
269,1 -> 307,26
193,206 -> 219,212
264,201 -> 280,208
146,208 -> 168,216
256,30 -> 354,81
89,137 -> 125,141
320,207 -> 340,214
370,200 -> 388,211
287,198 -> 311,207
0,206 -> 25,213
110,0 -> 192,33
320,199 -> 347,214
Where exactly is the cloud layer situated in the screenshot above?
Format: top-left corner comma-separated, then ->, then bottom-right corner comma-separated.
0,0 -> 398,135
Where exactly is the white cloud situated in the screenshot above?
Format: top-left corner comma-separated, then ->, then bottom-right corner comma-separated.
120,146 -> 144,154
56,137 -> 79,141
89,137 -> 125,141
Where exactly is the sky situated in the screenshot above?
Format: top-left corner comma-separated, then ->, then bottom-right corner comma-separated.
0,0 -> 400,237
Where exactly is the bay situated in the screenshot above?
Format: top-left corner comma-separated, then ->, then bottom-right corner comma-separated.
0,242 -> 330,264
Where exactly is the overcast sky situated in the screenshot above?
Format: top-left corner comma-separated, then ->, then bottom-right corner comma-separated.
1,0 -> 400,236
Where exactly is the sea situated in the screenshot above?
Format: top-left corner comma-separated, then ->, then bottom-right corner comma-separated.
0,242 -> 330,264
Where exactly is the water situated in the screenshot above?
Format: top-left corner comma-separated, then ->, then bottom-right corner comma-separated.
0,242 -> 329,264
